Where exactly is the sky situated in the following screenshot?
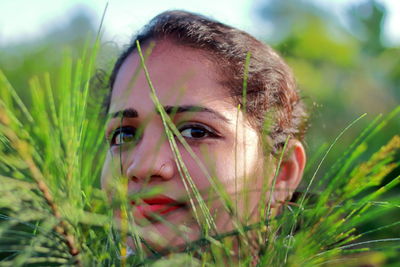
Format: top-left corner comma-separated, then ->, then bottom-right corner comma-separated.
0,0 -> 399,46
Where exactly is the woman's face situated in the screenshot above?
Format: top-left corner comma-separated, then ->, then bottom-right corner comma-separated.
101,40 -> 273,249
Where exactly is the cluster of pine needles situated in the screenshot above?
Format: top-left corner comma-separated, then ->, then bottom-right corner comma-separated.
0,38 -> 399,267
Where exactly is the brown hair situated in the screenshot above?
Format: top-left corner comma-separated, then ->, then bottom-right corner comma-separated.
107,10 -> 308,151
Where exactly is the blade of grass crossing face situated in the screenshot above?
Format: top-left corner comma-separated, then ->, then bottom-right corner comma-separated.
266,137 -> 290,220
155,111 -> 208,229
136,41 -> 216,233
241,52 -> 251,224
234,104 -> 241,217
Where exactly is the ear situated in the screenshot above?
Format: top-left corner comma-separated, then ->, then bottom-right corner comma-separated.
272,139 -> 306,205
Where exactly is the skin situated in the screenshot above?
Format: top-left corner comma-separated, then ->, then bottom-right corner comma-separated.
101,40 -> 306,250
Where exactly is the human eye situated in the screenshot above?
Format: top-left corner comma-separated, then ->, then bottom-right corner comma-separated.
109,126 -> 138,146
178,123 -> 219,140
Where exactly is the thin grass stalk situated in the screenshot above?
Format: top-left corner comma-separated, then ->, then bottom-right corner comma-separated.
136,40 -> 216,233
241,52 -> 250,222
300,113 -> 367,208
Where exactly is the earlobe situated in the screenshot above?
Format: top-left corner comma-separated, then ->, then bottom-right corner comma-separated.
272,139 -> 306,205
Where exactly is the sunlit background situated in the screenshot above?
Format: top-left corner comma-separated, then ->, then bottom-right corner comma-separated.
1,0 -> 400,45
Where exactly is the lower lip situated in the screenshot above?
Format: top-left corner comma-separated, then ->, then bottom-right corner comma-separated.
135,204 -> 184,221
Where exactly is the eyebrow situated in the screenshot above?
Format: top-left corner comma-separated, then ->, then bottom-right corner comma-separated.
111,108 -> 138,118
110,105 -> 229,122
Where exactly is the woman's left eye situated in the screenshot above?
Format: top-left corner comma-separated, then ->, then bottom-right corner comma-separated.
178,124 -> 216,139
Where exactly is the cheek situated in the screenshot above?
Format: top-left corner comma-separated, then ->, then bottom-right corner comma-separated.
175,144 -> 225,195
101,151 -> 123,191
100,154 -> 112,192
101,152 -> 109,181
179,143 -> 238,191
179,147 -> 211,189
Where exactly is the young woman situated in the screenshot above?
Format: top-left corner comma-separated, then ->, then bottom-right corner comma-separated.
101,10 -> 307,254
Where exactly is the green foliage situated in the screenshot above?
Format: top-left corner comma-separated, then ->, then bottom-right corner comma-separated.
0,40 -> 115,266
258,2 -> 400,255
0,1 -> 399,265
1,36 -> 399,266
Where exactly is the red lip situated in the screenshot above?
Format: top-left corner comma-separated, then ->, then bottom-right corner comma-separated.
131,195 -> 186,222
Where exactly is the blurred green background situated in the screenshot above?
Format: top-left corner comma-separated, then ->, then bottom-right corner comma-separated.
0,0 -> 399,263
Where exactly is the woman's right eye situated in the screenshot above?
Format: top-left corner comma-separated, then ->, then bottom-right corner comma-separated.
110,126 -> 137,146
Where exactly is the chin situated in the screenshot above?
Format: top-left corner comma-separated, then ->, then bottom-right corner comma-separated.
123,196 -> 258,254
128,206 -> 202,252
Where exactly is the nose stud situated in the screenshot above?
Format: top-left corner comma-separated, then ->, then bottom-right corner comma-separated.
157,163 -> 174,180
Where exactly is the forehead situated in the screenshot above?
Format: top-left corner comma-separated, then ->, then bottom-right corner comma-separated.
110,41 -> 233,113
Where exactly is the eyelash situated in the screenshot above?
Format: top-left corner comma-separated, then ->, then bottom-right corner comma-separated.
177,123 -> 219,140
108,123 -> 219,147
109,126 -> 138,146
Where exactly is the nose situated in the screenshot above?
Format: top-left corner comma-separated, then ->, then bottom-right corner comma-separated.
125,132 -> 176,183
